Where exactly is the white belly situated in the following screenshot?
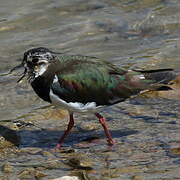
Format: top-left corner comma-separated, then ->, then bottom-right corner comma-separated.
49,89 -> 103,113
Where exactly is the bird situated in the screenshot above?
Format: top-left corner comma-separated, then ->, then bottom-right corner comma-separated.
14,47 -> 176,149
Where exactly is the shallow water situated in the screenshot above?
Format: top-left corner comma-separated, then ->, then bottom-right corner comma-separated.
0,0 -> 180,179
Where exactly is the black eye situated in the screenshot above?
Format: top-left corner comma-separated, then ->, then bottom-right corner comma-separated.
32,58 -> 39,63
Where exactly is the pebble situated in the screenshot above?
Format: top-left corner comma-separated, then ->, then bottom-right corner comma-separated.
52,176 -> 79,180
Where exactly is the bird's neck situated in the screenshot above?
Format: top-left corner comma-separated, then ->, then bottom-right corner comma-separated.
31,70 -> 54,103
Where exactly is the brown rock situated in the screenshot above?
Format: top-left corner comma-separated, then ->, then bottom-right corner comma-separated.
131,175 -> 142,180
141,75 -> 180,100
20,147 -> 42,154
78,121 -> 100,132
18,167 -> 36,179
0,125 -> 20,148
170,147 -> 180,156
67,153 -> 93,170
1,162 -> 14,173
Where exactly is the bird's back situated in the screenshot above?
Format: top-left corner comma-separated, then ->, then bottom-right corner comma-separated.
49,55 -> 176,106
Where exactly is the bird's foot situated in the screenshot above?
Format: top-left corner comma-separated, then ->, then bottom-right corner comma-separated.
51,143 -> 62,152
107,139 -> 116,146
55,143 -> 61,149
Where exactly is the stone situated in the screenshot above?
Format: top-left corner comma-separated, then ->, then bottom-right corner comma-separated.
18,167 -> 47,179
1,162 -> 14,173
67,153 -> 93,170
20,147 -> 42,154
18,168 -> 36,179
0,125 -> 20,148
52,176 -> 79,180
78,121 -> 100,132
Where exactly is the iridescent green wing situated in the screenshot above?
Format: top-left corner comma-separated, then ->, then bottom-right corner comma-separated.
51,55 -> 128,105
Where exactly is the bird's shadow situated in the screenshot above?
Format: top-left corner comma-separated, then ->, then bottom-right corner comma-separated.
0,125 -> 138,149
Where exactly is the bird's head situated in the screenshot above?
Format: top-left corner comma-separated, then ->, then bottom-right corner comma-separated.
12,47 -> 60,83
23,47 -> 54,81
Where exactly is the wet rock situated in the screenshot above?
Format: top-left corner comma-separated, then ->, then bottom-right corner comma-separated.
99,168 -> 120,178
52,176 -> 80,180
170,147 -> 180,156
131,152 -> 153,164
41,108 -> 68,121
18,159 -> 64,170
125,105 -> 157,118
9,123 -> 20,131
0,26 -> 15,32
94,20 -> 127,35
131,175 -> 141,180
0,176 -> 9,180
18,167 -> 36,179
134,12 -> 164,36
0,125 -> 20,148
35,170 -> 47,179
72,171 -> 91,180
18,167 -> 47,179
20,107 -> 69,131
74,137 -> 102,148
0,126 -> 20,156
134,6 -> 180,36
43,160 -> 63,169
141,75 -> 180,100
42,150 -> 55,157
0,136 -> 15,150
13,120 -> 34,129
78,121 -> 100,132
20,147 -> 42,154
0,1 -> 180,180
57,147 -> 75,154
1,162 -> 14,173
17,107 -> 67,125
168,141 -> 180,157
98,165 -> 143,179
0,137 -> 19,158
117,166 -> 143,174
67,153 -> 93,170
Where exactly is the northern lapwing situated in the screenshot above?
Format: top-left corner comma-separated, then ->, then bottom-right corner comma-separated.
12,47 -> 176,149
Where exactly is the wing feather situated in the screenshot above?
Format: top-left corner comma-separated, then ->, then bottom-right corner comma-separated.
50,56 -> 128,105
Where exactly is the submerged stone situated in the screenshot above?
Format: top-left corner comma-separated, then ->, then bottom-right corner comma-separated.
0,125 -> 20,148
18,167 -> 47,179
1,162 -> 14,173
67,153 -> 93,170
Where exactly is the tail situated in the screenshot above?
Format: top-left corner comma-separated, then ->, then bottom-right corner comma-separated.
133,68 -> 176,91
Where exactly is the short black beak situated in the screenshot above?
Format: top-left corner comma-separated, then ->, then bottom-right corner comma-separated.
9,63 -> 24,74
9,61 -> 27,83
17,67 -> 27,83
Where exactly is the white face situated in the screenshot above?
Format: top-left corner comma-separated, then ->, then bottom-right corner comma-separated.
33,60 -> 49,78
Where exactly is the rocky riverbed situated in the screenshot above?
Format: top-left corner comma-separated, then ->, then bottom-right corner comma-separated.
0,0 -> 180,179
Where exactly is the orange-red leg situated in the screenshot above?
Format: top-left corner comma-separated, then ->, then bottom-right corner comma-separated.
55,112 -> 74,149
95,112 -> 115,145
